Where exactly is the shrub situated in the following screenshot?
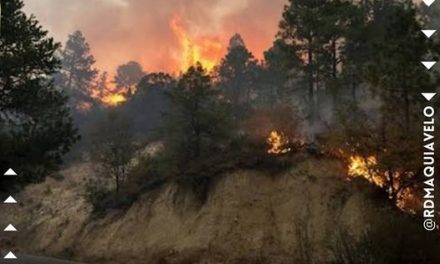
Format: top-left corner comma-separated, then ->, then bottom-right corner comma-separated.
84,177 -> 137,215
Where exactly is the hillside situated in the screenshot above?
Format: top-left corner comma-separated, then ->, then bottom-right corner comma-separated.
0,155 -> 402,264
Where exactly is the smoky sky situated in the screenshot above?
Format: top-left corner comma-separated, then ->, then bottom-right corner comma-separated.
23,0 -> 286,75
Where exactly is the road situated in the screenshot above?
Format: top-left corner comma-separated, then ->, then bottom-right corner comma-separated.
0,254 -> 85,264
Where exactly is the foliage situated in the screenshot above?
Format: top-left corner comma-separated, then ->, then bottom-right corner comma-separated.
84,177 -> 137,215
135,72 -> 175,98
258,39 -> 300,105
114,61 -> 145,97
277,0 -> 360,120
360,1 -> 437,131
89,110 -> 136,193
126,154 -> 175,191
163,63 -> 233,165
217,34 -> 260,119
0,0 -> 79,190
56,30 -> 98,112
121,72 -> 174,139
93,71 -> 110,99
319,101 -> 434,204
310,1 -> 438,204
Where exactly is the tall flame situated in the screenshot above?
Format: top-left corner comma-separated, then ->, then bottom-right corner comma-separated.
170,15 -> 224,72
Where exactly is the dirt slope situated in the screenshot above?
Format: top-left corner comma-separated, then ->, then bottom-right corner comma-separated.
0,156 -> 382,264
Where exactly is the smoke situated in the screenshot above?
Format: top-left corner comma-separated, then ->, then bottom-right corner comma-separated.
23,0 -> 285,75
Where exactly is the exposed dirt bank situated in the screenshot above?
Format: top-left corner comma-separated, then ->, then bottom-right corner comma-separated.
0,156 -> 388,264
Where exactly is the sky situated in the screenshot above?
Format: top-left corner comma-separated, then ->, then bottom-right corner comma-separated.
23,0 -> 286,76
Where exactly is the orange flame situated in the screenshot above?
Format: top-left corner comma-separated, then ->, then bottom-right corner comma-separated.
90,87 -> 127,107
346,154 -> 422,213
101,94 -> 126,106
170,15 -> 224,72
267,130 -> 291,155
347,155 -> 385,187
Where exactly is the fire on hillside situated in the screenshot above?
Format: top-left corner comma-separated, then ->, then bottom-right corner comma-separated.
345,153 -> 420,214
266,130 -> 292,155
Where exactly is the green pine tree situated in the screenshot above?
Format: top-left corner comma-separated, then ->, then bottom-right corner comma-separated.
56,30 -> 98,111
0,0 -> 79,190
217,34 -> 259,118
164,64 -> 232,165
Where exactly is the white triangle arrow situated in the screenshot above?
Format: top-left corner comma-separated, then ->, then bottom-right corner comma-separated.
421,61 -> 437,70
422,93 -> 436,101
4,224 -> 17,232
3,196 -> 17,204
422,30 -> 437,38
423,0 -> 436,6
3,168 -> 17,176
3,251 -> 17,259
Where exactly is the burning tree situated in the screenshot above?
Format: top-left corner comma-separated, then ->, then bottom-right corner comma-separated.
320,102 -> 432,213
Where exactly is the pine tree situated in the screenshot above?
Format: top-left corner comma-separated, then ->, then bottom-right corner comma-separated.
126,72 -> 174,136
278,0 -> 360,118
217,34 -> 259,118
164,64 -> 231,164
0,0 -> 79,189
114,61 -> 145,97
260,39 -> 300,105
278,0 -> 326,121
94,71 -> 109,99
329,1 -> 438,202
363,1 -> 436,132
57,30 -> 98,111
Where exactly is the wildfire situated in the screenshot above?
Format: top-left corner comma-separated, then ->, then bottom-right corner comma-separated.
345,153 -> 423,213
101,93 -> 127,106
89,86 -> 127,107
267,130 -> 291,155
170,15 -> 224,72
347,155 -> 385,187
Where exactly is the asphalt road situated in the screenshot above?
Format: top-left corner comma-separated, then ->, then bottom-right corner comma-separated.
0,254 -> 85,264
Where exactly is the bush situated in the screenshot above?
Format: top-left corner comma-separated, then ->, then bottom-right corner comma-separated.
84,178 -> 137,215
89,110 -> 136,193
125,154 -> 173,192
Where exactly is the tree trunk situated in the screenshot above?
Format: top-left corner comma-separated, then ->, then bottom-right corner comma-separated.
115,173 -> 120,193
403,84 -> 410,133
307,38 -> 314,123
66,54 -> 77,92
332,39 -> 337,79
351,74 -> 357,103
